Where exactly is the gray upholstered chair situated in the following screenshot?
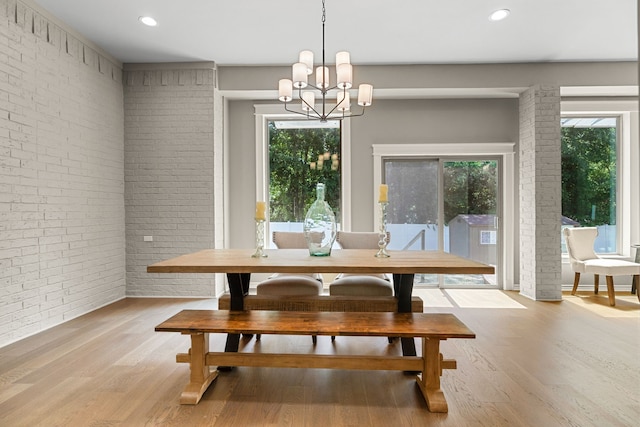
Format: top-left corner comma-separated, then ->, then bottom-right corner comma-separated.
256,231 -> 324,296
256,231 -> 323,343
329,231 -> 393,297
329,231 -> 394,342
564,227 -> 640,306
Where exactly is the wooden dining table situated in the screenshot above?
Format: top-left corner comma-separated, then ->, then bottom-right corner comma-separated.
148,248 -> 494,356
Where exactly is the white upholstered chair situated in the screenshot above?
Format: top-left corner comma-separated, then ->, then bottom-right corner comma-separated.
563,227 -> 640,306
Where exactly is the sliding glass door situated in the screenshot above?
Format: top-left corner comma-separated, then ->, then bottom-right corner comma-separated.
442,160 -> 498,286
384,159 -> 439,285
383,157 -> 500,288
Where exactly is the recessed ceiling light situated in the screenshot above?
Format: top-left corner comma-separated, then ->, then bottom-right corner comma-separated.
139,16 -> 157,27
489,9 -> 510,21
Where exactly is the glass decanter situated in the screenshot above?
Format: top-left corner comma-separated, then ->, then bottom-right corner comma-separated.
303,183 -> 337,256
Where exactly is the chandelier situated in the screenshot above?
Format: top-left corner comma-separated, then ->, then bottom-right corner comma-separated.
277,0 -> 373,122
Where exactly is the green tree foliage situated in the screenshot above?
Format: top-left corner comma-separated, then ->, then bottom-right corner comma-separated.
268,122 -> 341,222
561,127 -> 616,226
443,161 -> 497,224
385,160 -> 497,226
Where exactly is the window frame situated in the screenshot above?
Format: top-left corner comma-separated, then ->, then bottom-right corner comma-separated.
373,142 -> 515,290
254,104 -> 352,241
561,100 -> 635,258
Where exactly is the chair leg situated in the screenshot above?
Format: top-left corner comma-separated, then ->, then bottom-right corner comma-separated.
633,275 -> 639,302
605,276 -> 615,306
593,274 -> 599,294
571,272 -> 580,295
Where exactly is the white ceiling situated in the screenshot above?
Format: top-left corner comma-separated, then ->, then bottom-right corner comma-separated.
33,0 -> 637,66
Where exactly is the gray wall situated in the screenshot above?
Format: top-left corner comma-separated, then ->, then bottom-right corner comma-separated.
227,98 -> 519,248
222,64 -> 637,290
123,64 -> 218,297
1,0 -> 125,347
350,98 -> 519,229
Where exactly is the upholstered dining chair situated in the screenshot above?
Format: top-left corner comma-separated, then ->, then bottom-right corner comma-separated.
329,231 -> 393,297
255,231 -> 323,343
329,231 -> 394,342
563,227 -> 640,306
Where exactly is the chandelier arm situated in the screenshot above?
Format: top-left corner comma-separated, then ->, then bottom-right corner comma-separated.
322,101 -> 342,118
343,106 -> 366,118
300,98 -> 324,120
283,103 -> 322,120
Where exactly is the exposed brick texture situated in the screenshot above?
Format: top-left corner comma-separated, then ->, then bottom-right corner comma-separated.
123,65 -> 218,297
519,85 -> 562,301
0,0 -> 125,347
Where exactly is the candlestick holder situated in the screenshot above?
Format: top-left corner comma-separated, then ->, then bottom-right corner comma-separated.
251,219 -> 268,258
375,201 -> 390,258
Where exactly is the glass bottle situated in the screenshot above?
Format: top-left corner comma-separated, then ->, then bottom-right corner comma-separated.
303,183 -> 337,256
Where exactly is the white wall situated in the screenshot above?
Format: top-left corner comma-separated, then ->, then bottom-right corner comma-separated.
0,0 -> 125,347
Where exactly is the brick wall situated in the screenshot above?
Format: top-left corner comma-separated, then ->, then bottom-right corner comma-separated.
123,64 -> 218,297
0,0 -> 125,347
519,85 -> 562,300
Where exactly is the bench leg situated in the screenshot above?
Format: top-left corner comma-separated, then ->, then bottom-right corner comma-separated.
180,333 -> 218,405
415,337 -> 448,413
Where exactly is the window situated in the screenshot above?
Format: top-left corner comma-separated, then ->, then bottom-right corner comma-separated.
561,117 -> 618,254
268,120 -> 341,234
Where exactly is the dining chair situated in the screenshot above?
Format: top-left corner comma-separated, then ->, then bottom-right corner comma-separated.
563,227 -> 640,306
329,231 -> 395,342
255,231 -> 323,343
329,231 -> 393,297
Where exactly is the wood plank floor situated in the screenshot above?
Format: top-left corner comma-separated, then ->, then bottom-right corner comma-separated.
0,291 -> 638,426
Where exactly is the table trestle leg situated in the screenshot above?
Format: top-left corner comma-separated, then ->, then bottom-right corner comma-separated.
177,332 -> 218,404
415,337 -> 454,413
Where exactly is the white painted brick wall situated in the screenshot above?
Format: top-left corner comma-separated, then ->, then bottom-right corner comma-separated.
519,85 -> 562,300
0,0 -> 125,347
123,64 -> 218,297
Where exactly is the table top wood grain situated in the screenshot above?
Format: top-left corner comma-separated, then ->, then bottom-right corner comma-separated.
147,249 -> 495,275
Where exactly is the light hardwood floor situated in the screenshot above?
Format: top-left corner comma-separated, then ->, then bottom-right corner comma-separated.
0,290 -> 638,426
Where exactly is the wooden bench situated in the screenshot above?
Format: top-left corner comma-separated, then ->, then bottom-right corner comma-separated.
155,309 -> 475,413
